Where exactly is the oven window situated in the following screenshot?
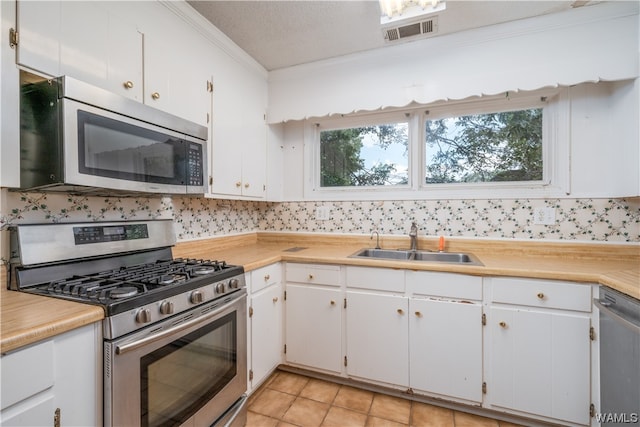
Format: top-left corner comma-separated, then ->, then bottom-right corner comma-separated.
77,110 -> 186,185
140,312 -> 237,427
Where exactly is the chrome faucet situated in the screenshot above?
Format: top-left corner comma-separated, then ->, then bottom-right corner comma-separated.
371,230 -> 381,249
409,222 -> 418,251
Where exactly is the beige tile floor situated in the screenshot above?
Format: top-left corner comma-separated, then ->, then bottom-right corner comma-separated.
247,370 -> 524,427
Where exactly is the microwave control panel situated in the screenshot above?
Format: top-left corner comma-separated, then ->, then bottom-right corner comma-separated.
187,143 -> 203,186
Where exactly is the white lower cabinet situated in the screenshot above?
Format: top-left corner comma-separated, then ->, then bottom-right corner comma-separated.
409,298 -> 483,403
285,284 -> 343,373
406,271 -> 484,403
484,278 -> 593,425
280,263 -> 596,426
248,264 -> 283,392
345,290 -> 409,387
0,323 -> 101,427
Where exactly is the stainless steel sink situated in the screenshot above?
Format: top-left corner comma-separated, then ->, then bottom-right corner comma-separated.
411,251 -> 481,264
352,248 -> 413,260
350,248 -> 483,265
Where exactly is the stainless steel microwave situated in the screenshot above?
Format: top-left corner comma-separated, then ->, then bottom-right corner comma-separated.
19,76 -> 208,196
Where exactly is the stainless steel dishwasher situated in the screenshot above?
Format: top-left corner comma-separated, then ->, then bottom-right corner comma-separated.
595,286 -> 640,426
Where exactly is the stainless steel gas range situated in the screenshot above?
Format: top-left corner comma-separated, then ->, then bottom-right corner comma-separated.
8,220 -> 247,427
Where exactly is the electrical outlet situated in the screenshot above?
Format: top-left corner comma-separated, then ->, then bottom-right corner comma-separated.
533,207 -> 556,225
315,206 -> 330,221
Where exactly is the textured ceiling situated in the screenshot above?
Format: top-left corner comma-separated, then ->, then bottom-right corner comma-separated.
187,1 -> 582,71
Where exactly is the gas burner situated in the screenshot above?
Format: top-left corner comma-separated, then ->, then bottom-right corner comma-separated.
109,286 -> 139,299
157,274 -> 189,285
192,266 -> 217,276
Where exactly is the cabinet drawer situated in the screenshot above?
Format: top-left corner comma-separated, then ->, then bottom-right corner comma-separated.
251,263 -> 282,293
1,340 -> 54,410
286,263 -> 341,286
490,278 -> 592,312
346,266 -> 404,293
406,271 -> 482,300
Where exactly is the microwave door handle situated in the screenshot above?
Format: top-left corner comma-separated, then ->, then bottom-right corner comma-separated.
115,295 -> 242,355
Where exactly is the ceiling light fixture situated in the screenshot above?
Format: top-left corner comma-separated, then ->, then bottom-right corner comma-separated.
379,0 -> 446,25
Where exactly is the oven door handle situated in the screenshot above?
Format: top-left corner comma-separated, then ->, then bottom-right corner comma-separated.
115,296 -> 242,355
594,299 -> 640,334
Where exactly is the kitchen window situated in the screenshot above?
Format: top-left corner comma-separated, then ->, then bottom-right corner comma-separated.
319,121 -> 409,188
424,108 -> 543,185
308,90 -> 566,200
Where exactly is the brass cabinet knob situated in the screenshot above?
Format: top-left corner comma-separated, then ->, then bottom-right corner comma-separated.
151,92 -> 160,100
264,274 -> 270,281
499,321 -> 507,328
397,308 -> 404,315
272,297 -> 278,303
244,183 -> 250,188
235,181 -> 242,187
537,292 -> 545,299
415,311 -> 422,317
123,80 -> 134,89
330,300 -> 336,306
308,274 -> 314,280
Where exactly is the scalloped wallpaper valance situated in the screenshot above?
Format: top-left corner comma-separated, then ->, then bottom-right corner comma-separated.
267,2 -> 638,123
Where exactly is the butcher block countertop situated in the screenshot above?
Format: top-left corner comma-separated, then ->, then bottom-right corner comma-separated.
2,232 -> 638,354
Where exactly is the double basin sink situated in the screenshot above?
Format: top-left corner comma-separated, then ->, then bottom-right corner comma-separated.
350,248 -> 483,266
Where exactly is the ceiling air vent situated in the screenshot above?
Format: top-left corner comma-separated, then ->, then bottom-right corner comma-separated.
383,16 -> 438,43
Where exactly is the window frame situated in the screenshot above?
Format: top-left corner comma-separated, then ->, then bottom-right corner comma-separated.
305,89 -> 569,201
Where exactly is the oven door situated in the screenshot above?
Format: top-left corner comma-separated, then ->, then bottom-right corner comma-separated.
104,292 -> 247,427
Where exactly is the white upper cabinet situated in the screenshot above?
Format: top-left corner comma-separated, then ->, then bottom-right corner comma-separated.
141,19 -> 213,127
15,1 -> 211,127
209,61 -> 267,199
15,1 -> 60,75
59,2 -> 143,101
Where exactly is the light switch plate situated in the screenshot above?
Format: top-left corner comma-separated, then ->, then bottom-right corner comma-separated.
533,207 -> 556,225
315,206 -> 330,221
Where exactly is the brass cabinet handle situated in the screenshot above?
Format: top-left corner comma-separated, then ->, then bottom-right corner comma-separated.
272,297 -> 278,303
123,80 -> 134,89
235,182 -> 242,187
415,311 -> 422,317
330,300 -> 336,306
264,274 -> 270,281
244,183 -> 250,188
397,309 -> 404,315
308,274 -> 314,280
537,292 -> 545,299
499,321 -> 507,328
151,92 -> 160,100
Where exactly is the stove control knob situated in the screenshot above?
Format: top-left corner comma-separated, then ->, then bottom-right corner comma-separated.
229,278 -> 239,289
160,301 -> 174,315
136,308 -> 151,324
215,283 -> 226,294
190,290 -> 204,304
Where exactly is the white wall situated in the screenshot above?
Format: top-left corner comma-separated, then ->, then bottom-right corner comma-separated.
268,2 -> 639,123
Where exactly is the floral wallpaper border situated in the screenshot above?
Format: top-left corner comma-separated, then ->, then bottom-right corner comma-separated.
1,191 -> 639,243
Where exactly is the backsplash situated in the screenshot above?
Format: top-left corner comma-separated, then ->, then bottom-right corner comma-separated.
1,191 -> 639,242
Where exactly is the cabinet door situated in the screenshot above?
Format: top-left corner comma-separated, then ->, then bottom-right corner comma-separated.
209,62 -> 266,199
250,283 -> 283,388
59,2 -> 143,101
143,27 -> 211,127
285,284 -> 342,373
346,291 -> 409,386
409,298 -> 483,403
487,307 -> 591,425
16,0 -> 61,75
0,396 -> 55,427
